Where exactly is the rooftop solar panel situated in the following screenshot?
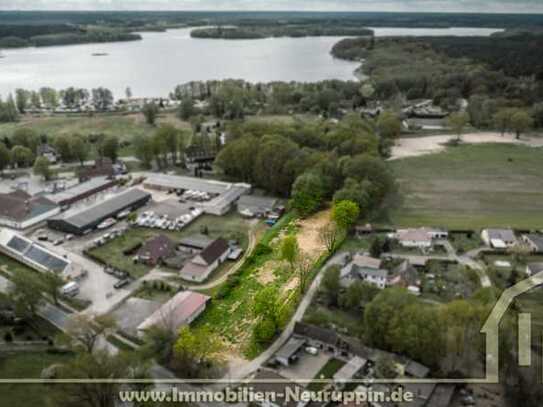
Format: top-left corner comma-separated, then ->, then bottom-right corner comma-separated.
6,236 -> 31,254
25,245 -> 68,273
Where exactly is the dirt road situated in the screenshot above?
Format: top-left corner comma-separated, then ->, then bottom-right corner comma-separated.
390,132 -> 543,160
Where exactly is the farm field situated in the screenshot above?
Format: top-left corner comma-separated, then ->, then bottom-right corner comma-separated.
390,143 -> 543,229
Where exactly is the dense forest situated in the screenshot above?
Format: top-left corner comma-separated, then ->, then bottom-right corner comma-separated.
191,26 -> 374,39
331,34 -> 543,125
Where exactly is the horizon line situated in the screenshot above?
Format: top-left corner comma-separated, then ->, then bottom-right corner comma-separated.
1,9 -> 543,16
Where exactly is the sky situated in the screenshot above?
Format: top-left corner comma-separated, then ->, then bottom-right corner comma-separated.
0,0 -> 542,13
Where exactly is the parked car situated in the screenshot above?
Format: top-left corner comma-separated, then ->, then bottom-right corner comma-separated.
53,238 -> 64,246
114,278 -> 131,289
97,218 -> 117,230
60,282 -> 79,297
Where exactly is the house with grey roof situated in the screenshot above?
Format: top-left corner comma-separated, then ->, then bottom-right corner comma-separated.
340,253 -> 388,289
180,238 -> 230,282
0,190 -> 60,230
481,228 -> 517,249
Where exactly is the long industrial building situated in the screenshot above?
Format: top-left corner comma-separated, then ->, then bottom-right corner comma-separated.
47,188 -> 151,235
142,173 -> 250,216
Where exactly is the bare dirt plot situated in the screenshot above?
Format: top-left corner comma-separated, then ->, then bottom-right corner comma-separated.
390,132 -> 543,160
295,210 -> 331,259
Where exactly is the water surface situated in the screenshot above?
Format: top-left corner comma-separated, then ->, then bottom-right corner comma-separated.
0,27 -> 501,98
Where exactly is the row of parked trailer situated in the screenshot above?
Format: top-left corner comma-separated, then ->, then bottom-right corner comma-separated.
133,208 -> 203,231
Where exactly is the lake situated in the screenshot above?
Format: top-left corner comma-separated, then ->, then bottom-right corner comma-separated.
0,27 -> 501,98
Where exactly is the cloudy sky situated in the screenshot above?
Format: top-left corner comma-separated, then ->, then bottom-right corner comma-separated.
0,0 -> 541,13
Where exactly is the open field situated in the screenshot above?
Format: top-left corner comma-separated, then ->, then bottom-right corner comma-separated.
390,143 -> 543,229
0,112 -> 191,157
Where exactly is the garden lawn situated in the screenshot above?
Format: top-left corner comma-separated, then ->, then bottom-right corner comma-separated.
87,213 -> 252,278
0,351 -> 73,405
306,358 -> 346,391
390,144 -> 543,229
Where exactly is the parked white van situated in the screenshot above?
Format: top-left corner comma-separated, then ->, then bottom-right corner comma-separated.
61,281 -> 79,297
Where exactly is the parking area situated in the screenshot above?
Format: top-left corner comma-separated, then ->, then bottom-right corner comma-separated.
277,350 -> 331,385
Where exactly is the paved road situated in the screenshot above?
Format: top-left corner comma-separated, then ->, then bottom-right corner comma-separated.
440,240 -> 492,288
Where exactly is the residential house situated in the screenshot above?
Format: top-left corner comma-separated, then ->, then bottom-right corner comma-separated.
396,228 -> 447,249
137,290 -> 210,335
340,254 -> 388,289
522,234 -> 543,253
481,228 -> 517,249
388,260 -> 421,295
180,238 -> 230,282
136,235 -> 177,266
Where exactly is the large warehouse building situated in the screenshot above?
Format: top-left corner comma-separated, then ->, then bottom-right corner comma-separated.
142,173 -> 250,216
48,188 -> 151,235
45,176 -> 118,207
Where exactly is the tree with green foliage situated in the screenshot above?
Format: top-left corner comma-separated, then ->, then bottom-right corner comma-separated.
369,236 -> 383,258
280,235 -> 299,272
0,143 -> 11,172
290,172 -> 326,217
493,108 -> 514,136
55,134 -> 73,162
364,287 -> 415,348
12,127 -> 39,152
319,222 -> 342,253
133,134 -> 154,169
9,272 -> 43,319
374,354 -> 398,379
321,265 -> 341,306
332,200 -> 360,231
510,109 -> 534,139
173,327 -> 222,378
70,134 -> 88,166
448,112 -> 469,141
215,135 -> 258,183
178,94 -> 196,120
91,87 -> 113,111
377,111 -> 401,156
48,350 -> 148,407
10,145 -> 32,168
39,87 -> 58,108
41,271 -> 65,305
33,156 -> 52,180
65,313 -> 117,354
15,88 -> 30,113
140,325 -> 177,366
340,281 -> 379,310
142,102 -> 159,125
100,135 -> 120,162
253,316 -> 277,345
155,124 -> 180,166
0,95 -> 19,123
